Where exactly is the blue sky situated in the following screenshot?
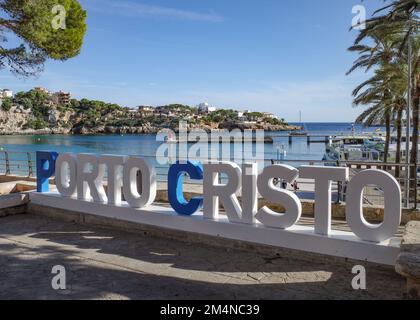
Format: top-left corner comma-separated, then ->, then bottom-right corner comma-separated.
0,0 -> 384,122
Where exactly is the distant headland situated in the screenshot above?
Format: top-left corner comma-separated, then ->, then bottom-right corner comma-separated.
0,87 -> 300,135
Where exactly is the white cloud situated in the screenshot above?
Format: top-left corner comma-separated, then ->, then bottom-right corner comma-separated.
4,66 -> 366,122
157,75 -> 364,122
66,74 -> 364,122
85,0 -> 223,23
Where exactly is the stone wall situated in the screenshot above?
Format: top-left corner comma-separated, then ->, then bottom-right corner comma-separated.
155,189 -> 420,224
396,221 -> 420,299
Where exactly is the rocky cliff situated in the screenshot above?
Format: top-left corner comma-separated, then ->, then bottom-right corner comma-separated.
0,106 -> 73,135
0,106 -> 299,135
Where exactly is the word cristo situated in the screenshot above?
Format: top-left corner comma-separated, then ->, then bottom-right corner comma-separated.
36,151 -> 402,243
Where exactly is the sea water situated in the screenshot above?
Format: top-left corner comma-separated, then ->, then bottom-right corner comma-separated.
0,123 -> 386,177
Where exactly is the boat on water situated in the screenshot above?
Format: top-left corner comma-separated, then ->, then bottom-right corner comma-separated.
387,142 -> 420,162
290,132 -> 308,137
291,110 -> 308,136
322,134 -> 385,162
323,130 -> 420,164
164,135 -> 274,144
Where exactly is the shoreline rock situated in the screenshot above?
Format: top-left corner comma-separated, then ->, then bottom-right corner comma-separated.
0,108 -> 301,136
0,124 -> 300,136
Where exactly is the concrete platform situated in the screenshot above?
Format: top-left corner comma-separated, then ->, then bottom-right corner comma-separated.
28,192 -> 402,266
0,214 -> 405,300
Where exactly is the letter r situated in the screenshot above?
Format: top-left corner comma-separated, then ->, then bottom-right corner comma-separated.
168,161 -> 204,215
36,151 -> 59,193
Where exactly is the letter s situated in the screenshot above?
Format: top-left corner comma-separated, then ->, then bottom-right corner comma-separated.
256,165 -> 302,229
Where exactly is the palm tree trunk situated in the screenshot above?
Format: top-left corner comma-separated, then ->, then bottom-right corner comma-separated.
384,111 -> 391,169
410,82 -> 420,208
395,107 -> 403,179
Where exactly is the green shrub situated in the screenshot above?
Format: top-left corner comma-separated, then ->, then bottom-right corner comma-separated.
1,98 -> 13,111
25,119 -> 48,130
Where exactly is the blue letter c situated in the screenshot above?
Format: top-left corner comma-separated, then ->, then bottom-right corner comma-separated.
168,161 -> 203,215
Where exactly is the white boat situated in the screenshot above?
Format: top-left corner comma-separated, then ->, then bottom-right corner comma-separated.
387,143 -> 420,162
292,110 -> 308,136
323,134 -> 384,162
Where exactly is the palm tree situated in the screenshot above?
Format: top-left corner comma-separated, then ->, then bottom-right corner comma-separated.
394,100 -> 405,178
356,1 -> 419,44
382,61 -> 410,176
352,0 -> 419,205
351,69 -> 394,165
347,33 -> 402,163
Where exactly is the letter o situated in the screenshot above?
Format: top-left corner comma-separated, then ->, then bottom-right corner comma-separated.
346,170 -> 401,242
122,157 -> 156,208
55,153 -> 77,197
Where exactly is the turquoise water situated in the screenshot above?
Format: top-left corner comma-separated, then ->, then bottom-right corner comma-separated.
0,123 -> 386,176
0,134 -> 160,158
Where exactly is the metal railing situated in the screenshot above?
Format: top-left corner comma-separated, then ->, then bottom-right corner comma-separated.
0,151 -> 34,177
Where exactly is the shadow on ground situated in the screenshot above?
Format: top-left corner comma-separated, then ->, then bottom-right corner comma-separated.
0,214 -> 405,300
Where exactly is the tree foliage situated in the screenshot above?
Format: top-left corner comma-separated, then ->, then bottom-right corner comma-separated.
348,0 -> 419,201
14,89 -> 50,117
0,97 -> 12,111
0,0 -> 87,76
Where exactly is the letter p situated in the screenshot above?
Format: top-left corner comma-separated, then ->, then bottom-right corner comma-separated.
36,151 -> 59,193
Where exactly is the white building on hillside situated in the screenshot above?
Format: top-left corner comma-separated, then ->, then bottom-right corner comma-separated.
262,112 -> 278,119
0,89 -> 13,98
198,102 -> 217,114
34,87 -> 51,95
51,91 -> 71,105
138,105 -> 155,113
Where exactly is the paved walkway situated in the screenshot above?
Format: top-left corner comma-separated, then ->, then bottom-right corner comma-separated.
0,214 -> 405,300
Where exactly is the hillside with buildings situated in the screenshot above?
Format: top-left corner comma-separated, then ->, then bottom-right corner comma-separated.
0,88 -> 299,135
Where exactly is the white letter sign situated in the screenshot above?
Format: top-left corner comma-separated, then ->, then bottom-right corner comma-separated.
346,170 -> 401,243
